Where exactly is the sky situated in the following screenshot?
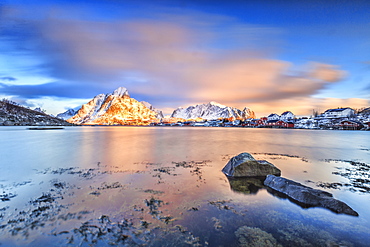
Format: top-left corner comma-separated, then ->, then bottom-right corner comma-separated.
0,0 -> 369,117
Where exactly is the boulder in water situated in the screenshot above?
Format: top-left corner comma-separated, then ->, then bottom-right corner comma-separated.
264,175 -> 358,216
222,153 -> 281,177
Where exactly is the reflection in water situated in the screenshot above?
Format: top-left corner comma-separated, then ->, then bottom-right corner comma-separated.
227,176 -> 266,195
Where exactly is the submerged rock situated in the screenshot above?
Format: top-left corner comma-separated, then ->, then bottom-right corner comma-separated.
264,175 -> 358,216
222,153 -> 281,177
235,226 -> 282,247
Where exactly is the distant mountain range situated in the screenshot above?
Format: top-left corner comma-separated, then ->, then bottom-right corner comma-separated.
0,86 -> 257,126
67,87 -> 163,125
0,99 -> 72,126
171,101 -> 255,120
55,87 -> 255,125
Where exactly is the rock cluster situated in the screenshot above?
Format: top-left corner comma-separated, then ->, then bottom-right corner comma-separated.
222,152 -> 358,216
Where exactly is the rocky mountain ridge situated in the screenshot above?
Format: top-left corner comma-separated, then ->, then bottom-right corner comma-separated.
171,101 -> 256,120
0,99 -> 73,126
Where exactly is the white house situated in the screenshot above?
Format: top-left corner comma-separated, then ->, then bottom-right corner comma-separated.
267,113 -> 280,121
280,111 -> 295,121
323,108 -> 355,118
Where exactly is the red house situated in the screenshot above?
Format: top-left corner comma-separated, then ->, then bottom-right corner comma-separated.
266,120 -> 294,128
339,120 -> 364,130
256,119 -> 266,126
285,121 -> 295,128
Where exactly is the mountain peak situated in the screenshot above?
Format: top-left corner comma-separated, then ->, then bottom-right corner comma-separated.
209,101 -> 226,108
112,87 -> 130,97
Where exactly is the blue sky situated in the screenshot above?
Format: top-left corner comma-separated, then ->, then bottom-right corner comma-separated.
0,0 -> 369,116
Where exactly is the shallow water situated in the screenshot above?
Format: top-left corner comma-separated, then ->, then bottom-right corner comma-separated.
0,126 -> 369,246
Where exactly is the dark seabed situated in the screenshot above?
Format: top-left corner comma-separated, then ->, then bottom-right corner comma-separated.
0,126 -> 369,246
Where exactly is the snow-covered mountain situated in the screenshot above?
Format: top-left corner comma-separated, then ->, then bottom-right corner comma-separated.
56,107 -> 80,120
141,101 -> 164,119
171,101 -> 255,120
67,87 -> 162,125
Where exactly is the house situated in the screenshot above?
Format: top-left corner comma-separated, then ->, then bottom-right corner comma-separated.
339,120 -> 364,130
323,108 -> 355,118
267,113 -> 280,121
266,120 -> 294,128
244,119 -> 259,127
280,111 -> 295,121
285,121 -> 295,128
256,119 -> 265,127
266,120 -> 279,126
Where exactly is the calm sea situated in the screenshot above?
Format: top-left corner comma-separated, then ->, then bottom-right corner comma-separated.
0,126 -> 369,246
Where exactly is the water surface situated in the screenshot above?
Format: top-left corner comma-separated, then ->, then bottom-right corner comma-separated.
0,126 -> 369,246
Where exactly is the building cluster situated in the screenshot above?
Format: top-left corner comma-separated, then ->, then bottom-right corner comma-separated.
154,107 -> 370,130
247,108 -> 370,130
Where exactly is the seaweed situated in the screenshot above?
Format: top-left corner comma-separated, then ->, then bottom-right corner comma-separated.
319,159 -> 370,193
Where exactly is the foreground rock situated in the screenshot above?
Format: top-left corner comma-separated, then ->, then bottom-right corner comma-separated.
264,175 -> 358,216
222,153 -> 281,177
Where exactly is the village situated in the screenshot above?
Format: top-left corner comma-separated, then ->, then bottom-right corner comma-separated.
154,107 -> 370,130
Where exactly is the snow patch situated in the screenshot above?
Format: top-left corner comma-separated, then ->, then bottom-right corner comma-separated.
112,87 -> 129,97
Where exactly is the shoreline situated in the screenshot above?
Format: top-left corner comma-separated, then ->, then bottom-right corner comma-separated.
2,124 -> 368,131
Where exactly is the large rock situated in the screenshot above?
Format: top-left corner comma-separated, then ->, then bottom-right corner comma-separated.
264,175 -> 358,216
222,153 -> 281,177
